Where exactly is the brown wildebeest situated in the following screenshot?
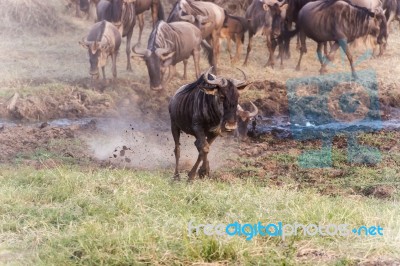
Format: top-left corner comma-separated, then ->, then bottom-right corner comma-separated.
135,0 -> 165,44
350,0 -> 388,56
295,0 -> 381,78
220,11 -> 248,64
97,0 -> 136,71
167,0 -> 225,74
382,0 -> 400,31
236,102 -> 258,139
79,20 -> 122,80
243,0 -> 285,68
132,21 -> 202,91
169,67 -> 250,181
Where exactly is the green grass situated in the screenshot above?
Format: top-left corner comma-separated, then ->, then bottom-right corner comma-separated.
0,165 -> 399,265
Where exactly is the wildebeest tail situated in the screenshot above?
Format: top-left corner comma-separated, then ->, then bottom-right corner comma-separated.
201,40 -> 213,66
157,1 -> 165,21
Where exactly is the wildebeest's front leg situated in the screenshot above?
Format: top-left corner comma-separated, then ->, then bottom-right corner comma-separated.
137,13 -> 144,44
101,66 -> 106,80
320,41 -> 340,74
126,28 -> 134,71
338,39 -> 357,79
198,132 -> 218,178
233,33 -> 242,64
183,59 -> 188,80
164,65 -> 176,85
243,32 -> 254,66
111,52 -> 117,79
265,32 -> 276,68
211,30 -> 221,74
171,122 -> 181,180
192,45 -> 200,78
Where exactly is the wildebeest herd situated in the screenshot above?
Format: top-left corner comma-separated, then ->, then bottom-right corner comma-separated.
75,0 -> 399,180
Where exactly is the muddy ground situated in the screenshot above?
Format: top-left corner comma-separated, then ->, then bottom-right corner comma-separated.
1,0 -> 400,200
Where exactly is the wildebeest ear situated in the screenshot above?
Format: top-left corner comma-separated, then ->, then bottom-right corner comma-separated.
79,40 -> 88,49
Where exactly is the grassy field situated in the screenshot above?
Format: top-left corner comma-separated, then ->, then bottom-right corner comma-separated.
0,0 -> 400,265
0,165 -> 399,265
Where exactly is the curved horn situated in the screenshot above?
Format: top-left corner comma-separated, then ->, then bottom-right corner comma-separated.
203,67 -> 228,87
248,102 -> 259,118
132,43 -> 151,57
230,68 -> 248,87
179,10 -> 195,23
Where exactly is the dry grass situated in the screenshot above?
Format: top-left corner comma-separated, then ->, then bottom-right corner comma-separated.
0,0 -> 73,36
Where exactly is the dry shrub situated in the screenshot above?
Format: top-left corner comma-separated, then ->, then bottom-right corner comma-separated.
0,0 -> 71,35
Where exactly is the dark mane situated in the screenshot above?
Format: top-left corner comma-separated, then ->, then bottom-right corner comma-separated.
167,1 -> 180,22
175,75 -> 206,95
147,20 -> 163,51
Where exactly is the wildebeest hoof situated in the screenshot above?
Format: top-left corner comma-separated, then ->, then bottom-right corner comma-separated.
295,66 -> 301,71
172,173 -> 180,181
198,167 -> 209,178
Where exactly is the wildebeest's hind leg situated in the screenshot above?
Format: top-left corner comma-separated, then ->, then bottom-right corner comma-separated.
198,132 -> 218,178
295,31 -> 307,71
137,14 -> 144,44
188,129 -> 208,181
171,123 -> 181,181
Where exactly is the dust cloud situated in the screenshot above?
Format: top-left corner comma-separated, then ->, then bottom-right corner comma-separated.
85,106 -> 238,172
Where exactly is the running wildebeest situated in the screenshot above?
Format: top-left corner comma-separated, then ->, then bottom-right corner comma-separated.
132,21 -> 202,91
167,0 -> 225,74
220,11 -> 249,64
295,0 -> 381,78
243,0 -> 285,68
169,67 -> 250,181
135,0 -> 165,44
79,20 -> 122,80
97,0 -> 136,71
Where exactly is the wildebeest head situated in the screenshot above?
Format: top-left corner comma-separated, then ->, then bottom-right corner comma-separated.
236,102 -> 258,138
264,2 -> 286,39
201,67 -> 250,131
132,43 -> 175,91
79,39 -> 111,79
